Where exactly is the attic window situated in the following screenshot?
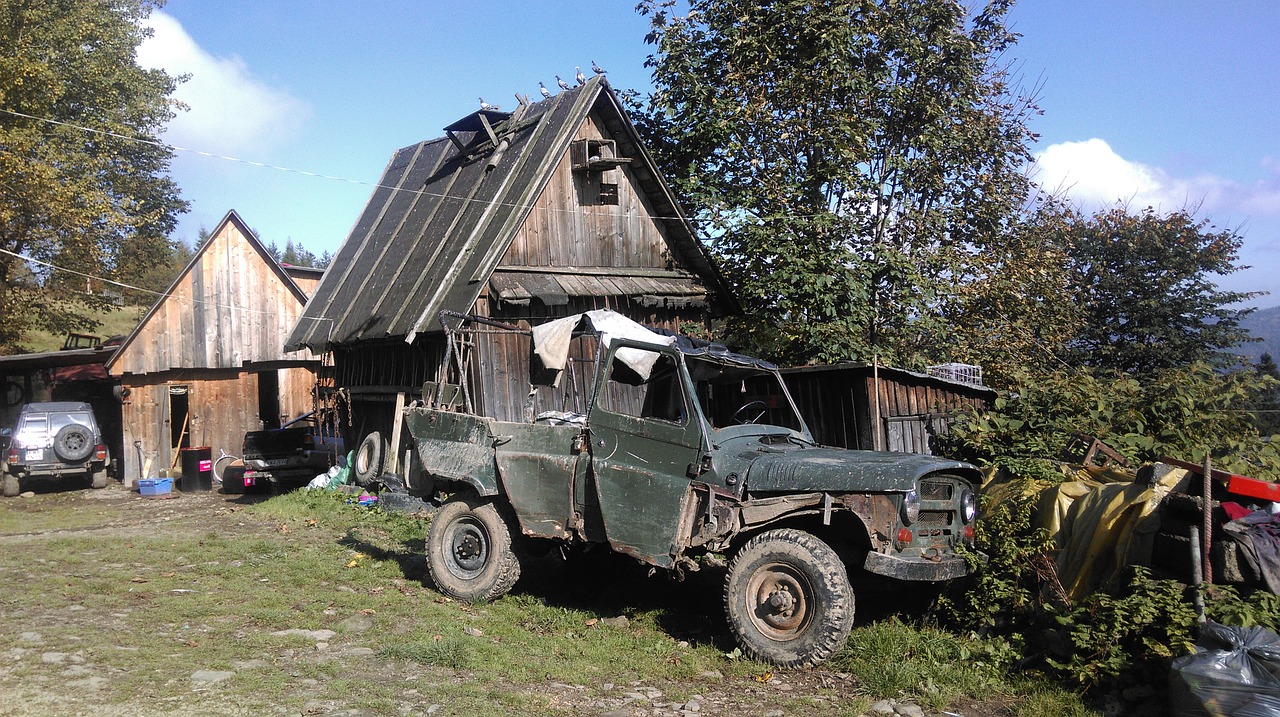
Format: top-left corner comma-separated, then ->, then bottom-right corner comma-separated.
571,139 -> 631,172
599,182 -> 619,205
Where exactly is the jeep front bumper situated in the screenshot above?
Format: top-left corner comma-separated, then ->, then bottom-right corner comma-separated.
863,550 -> 972,582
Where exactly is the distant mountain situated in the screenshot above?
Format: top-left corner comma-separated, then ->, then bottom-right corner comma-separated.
1237,305 -> 1280,364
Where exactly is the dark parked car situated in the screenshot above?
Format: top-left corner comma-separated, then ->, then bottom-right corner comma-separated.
2,402 -> 110,497
222,412 -> 343,494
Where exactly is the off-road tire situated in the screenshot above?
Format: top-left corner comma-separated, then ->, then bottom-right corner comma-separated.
353,431 -> 389,488
90,468 -> 108,489
724,528 -> 854,668
426,495 -> 521,603
2,472 -> 18,497
54,423 -> 94,463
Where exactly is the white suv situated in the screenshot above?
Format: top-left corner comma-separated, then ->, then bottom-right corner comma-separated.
2,402 -> 109,497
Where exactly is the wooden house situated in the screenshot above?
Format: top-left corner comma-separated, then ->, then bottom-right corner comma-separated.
107,210 -> 321,482
285,76 -> 737,466
782,363 -> 996,455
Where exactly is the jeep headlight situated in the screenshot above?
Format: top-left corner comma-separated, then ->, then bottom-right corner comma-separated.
900,489 -> 920,525
960,489 -> 977,524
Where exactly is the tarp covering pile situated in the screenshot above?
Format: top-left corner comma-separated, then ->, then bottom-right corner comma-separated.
982,463 -> 1188,601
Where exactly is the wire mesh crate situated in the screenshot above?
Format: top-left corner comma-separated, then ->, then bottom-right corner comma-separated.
927,363 -> 983,386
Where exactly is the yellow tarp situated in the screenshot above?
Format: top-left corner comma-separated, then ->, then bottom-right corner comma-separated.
982,464 -> 1190,602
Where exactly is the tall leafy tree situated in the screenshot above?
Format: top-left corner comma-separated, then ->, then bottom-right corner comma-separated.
0,0 -> 186,352
1062,207 -> 1259,374
635,0 -> 1038,366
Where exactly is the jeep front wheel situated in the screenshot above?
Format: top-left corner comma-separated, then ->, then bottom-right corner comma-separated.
426,496 -> 521,603
724,528 -> 854,668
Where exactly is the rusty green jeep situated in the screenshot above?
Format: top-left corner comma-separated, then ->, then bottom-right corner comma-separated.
405,311 -> 980,668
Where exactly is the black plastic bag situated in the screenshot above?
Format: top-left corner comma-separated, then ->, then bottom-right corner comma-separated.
1170,622 -> 1280,716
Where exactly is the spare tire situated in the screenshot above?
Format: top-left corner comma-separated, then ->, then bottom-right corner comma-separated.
54,424 -> 94,463
353,431 -> 389,488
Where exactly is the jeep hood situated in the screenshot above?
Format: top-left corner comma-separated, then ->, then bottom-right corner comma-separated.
745,448 -> 977,493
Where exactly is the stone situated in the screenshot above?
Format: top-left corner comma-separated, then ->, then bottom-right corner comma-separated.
271,628 -> 336,641
19,632 -> 42,643
189,670 -> 234,685
869,700 -> 897,715
698,670 -> 723,680
66,676 -> 108,689
40,653 -> 67,664
602,615 -> 630,628
463,626 -> 484,637
337,614 -> 374,633
897,703 -> 925,717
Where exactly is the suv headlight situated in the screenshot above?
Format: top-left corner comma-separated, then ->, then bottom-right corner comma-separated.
960,489 -> 977,524
900,489 -> 920,525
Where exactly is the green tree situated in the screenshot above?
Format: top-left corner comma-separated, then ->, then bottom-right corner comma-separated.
0,0 -> 186,352
1251,353 -> 1280,437
1061,207 -> 1259,374
635,0 -> 1038,366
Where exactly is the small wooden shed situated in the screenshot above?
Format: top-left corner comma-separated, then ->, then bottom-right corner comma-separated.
286,76 -> 737,462
782,363 -> 996,455
107,210 -> 321,481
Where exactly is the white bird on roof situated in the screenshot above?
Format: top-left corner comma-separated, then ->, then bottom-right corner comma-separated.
575,66 -> 586,85
556,75 -> 571,91
591,60 -> 606,75
479,97 -> 495,111
539,81 -> 551,99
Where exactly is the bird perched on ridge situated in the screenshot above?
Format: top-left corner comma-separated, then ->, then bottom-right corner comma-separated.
539,81 -> 551,99
575,66 -> 586,85
556,75 -> 571,91
479,97 -> 497,110
591,60 -> 606,75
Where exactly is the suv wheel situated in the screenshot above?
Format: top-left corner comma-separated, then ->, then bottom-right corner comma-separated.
2,472 -> 18,497
724,528 -> 854,668
54,424 -> 94,463
426,495 -> 521,602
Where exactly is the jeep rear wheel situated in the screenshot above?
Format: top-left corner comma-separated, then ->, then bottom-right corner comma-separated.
2,472 -> 18,497
724,528 -> 854,668
426,496 -> 521,602
54,424 -> 94,463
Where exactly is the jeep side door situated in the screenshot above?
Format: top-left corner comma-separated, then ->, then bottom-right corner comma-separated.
586,341 -> 703,567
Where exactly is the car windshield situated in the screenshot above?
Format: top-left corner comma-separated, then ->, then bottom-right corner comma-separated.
686,357 -> 806,433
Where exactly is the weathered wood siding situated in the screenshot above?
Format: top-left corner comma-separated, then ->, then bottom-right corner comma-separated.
119,367 -> 314,482
111,217 -> 312,376
499,115 -> 671,270
783,366 -> 994,455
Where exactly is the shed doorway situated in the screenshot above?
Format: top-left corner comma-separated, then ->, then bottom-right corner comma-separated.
169,385 -> 191,460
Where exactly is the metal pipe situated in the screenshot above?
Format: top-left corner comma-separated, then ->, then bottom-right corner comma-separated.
1189,524 -> 1206,624
1202,452 -> 1214,585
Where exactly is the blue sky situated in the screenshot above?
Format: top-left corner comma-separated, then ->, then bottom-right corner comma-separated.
141,1 -> 1279,306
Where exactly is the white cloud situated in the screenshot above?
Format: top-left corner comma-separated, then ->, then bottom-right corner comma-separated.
1032,138 -> 1280,219
137,12 -> 310,154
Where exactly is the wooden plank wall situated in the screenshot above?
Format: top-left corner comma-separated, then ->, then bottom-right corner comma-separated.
119,367 -> 314,482
500,116 -> 672,270
112,219 -> 311,376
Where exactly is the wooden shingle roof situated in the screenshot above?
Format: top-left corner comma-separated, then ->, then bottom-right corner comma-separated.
285,76 -> 734,352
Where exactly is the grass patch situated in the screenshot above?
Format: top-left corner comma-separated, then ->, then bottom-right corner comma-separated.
19,304 -> 146,353
0,489 -> 1103,715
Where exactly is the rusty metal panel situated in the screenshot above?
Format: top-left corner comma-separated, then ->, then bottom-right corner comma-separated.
492,421 -> 580,539
405,408 -> 499,495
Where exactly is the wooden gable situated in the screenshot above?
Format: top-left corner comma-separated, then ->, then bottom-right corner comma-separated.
108,210 -> 312,376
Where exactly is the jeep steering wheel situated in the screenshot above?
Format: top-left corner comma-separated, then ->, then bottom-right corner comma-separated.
732,400 -> 768,425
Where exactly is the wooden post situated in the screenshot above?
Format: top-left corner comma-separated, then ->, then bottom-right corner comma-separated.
387,391 -> 407,474
1202,452 -> 1213,585
872,354 -> 883,452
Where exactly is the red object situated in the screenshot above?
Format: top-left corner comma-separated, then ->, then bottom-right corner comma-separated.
1222,502 -> 1252,521
95,444 -> 107,461
1226,475 -> 1280,502
964,525 -> 975,542
896,528 -> 914,546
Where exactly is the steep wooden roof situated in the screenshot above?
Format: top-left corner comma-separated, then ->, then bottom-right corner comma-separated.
285,76 -> 735,352
107,210 -> 314,375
